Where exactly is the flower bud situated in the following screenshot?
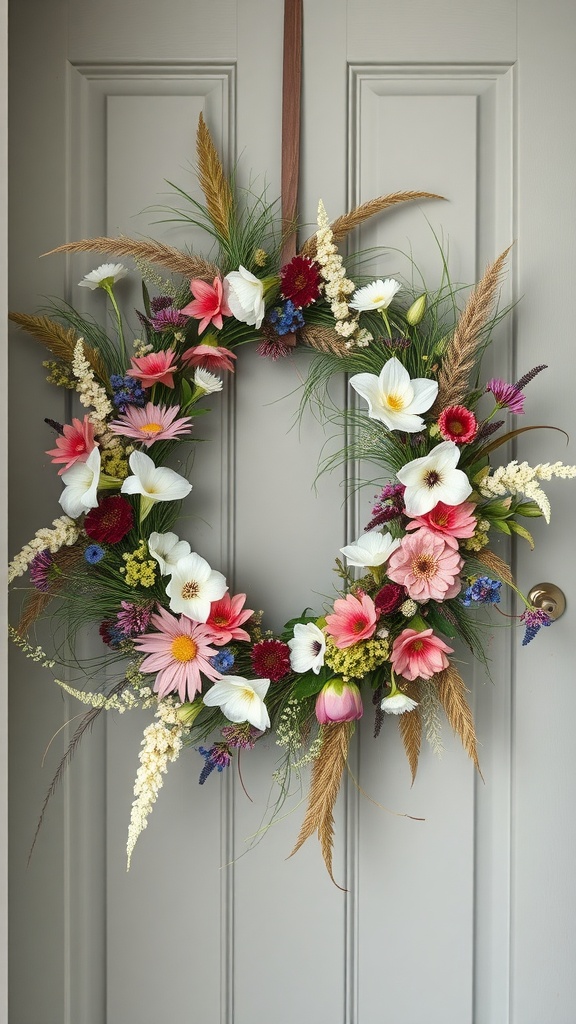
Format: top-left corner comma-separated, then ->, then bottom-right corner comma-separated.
175,700 -> 203,727
405,294 -> 426,326
315,679 -> 363,724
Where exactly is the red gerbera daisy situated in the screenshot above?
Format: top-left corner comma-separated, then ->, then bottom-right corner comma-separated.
437,405 -> 478,444
251,639 -> 291,682
280,255 -> 321,308
84,495 -> 134,544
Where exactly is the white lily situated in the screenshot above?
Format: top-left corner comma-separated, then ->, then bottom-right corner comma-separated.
148,531 -> 191,576
397,440 -> 472,516
165,551 -> 227,622
78,263 -> 127,290
59,446 -> 101,518
121,450 -> 192,521
203,675 -> 271,731
349,356 -> 438,432
224,266 -> 265,329
349,278 -> 401,312
288,622 -> 326,675
340,530 -> 401,568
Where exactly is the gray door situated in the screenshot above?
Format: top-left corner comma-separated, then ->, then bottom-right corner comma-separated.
8,1 -> 576,1022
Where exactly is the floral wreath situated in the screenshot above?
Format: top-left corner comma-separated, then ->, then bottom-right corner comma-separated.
9,114 -> 576,884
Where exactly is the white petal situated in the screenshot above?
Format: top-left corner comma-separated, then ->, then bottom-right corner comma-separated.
379,357 -> 411,396
405,377 -> 439,414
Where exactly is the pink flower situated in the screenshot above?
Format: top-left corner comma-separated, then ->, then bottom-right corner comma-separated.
387,528 -> 463,602
437,405 -> 478,443
391,628 -> 453,681
486,378 -> 525,414
133,605 -> 221,701
205,593 -> 254,645
180,276 -> 232,333
182,343 -> 237,373
109,402 -> 193,447
46,416 -> 97,474
325,592 -> 377,649
405,500 -> 477,545
127,349 -> 179,388
315,679 -> 363,724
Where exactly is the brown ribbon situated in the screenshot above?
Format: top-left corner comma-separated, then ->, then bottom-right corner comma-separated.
280,0 -> 303,345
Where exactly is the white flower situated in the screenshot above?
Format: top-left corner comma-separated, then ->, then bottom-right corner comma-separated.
59,446 -> 101,518
194,367 -> 223,394
288,622 -> 326,675
78,263 -> 127,290
349,356 -> 438,432
224,266 -> 265,328
340,530 -> 401,568
349,278 -> 401,312
148,531 -> 191,576
380,693 -> 419,715
121,451 -> 192,513
397,440 -> 472,516
203,676 -> 271,731
165,551 -> 227,622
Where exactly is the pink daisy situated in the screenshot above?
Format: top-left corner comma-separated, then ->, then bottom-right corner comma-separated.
127,349 -> 179,389
437,405 -> 478,444
390,628 -> 454,681
205,593 -> 254,645
133,605 -> 221,701
180,276 -> 232,333
108,402 -> 193,447
405,500 -> 477,545
325,592 -> 378,649
387,528 -> 464,602
181,343 -> 237,373
46,415 -> 97,474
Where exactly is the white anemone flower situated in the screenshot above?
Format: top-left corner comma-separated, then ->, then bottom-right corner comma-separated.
397,440 -> 473,516
381,692 -> 419,715
59,446 -> 101,518
203,676 -> 271,731
121,451 -> 192,521
288,622 -> 326,675
349,356 -> 438,432
165,551 -> 227,622
349,278 -> 401,312
340,530 -> 401,568
78,263 -> 127,290
224,266 -> 265,328
148,531 -> 191,576
193,367 -> 223,394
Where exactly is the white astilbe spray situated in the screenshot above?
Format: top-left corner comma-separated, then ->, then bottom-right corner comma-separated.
126,700 -> 184,869
8,627 -> 55,668
478,460 -> 576,523
8,515 -> 80,582
315,201 -> 362,344
71,338 -> 114,427
54,679 -> 156,713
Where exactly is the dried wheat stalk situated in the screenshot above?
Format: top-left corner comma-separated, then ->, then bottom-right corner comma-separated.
475,548 -> 515,587
289,721 -> 352,887
299,323 -> 349,356
196,112 -> 233,241
398,680 -> 422,783
8,313 -> 108,382
44,236 -> 219,281
434,664 -> 481,773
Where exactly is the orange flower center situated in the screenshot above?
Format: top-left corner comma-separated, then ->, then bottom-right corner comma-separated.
212,614 -> 229,626
140,422 -> 164,434
386,392 -> 405,411
171,635 -> 197,662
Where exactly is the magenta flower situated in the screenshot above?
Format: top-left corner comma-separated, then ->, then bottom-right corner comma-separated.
127,349 -> 179,389
405,500 -> 477,544
486,378 -> 525,414
390,628 -> 454,681
133,604 -> 221,701
437,405 -> 478,444
180,276 -> 232,333
46,415 -> 97,474
181,343 -> 237,373
387,528 -> 463,602
315,679 -> 363,724
109,402 -> 193,447
205,593 -> 254,645
325,592 -> 378,649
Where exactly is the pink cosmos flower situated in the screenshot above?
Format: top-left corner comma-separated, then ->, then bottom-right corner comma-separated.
387,528 -> 464,602
109,402 -> 193,447
133,604 -> 221,701
315,679 -> 363,724
205,593 -> 254,645
405,500 -> 477,546
390,628 -> 454,681
180,276 -> 232,333
181,343 -> 237,373
127,349 -> 179,389
46,415 -> 97,474
325,592 -> 378,649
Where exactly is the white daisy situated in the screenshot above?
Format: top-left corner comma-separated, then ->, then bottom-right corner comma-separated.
78,263 -> 127,290
349,278 -> 401,312
194,367 -> 223,394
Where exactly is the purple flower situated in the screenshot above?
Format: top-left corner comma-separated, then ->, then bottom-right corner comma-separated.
486,378 -> 525,414
116,601 -> 152,639
198,743 -> 232,784
365,482 -> 406,531
150,295 -> 174,314
29,549 -> 54,591
150,306 -> 188,332
520,607 -> 552,645
221,723 -> 261,749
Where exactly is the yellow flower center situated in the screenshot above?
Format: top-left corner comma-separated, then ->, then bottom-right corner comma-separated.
241,687 -> 255,702
411,640 -> 424,651
140,422 -> 164,434
386,392 -> 405,411
171,635 -> 197,662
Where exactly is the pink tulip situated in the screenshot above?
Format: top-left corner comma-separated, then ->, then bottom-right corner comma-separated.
315,679 -> 363,724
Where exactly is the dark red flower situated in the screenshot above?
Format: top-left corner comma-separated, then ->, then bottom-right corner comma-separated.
84,495 -> 134,544
251,639 -> 291,682
438,405 -> 478,444
374,583 -> 406,616
280,255 -> 321,308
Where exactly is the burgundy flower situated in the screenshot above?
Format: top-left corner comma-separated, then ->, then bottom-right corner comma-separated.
251,639 -> 291,681
374,583 -> 406,616
280,254 -> 321,308
29,549 -> 54,591
84,495 -> 134,544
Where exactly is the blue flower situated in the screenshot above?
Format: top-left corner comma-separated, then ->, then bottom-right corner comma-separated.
110,374 -> 147,412
520,607 -> 552,645
461,576 -> 502,607
198,744 -> 232,784
268,299 -> 305,336
84,544 -> 105,564
210,647 -> 235,673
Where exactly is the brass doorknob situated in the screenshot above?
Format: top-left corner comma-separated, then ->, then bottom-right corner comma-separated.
527,582 -> 566,620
